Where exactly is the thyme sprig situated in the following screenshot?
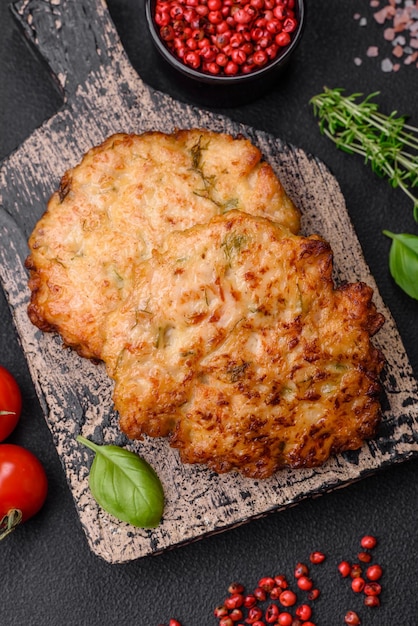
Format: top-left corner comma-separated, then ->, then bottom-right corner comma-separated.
310,87 -> 418,219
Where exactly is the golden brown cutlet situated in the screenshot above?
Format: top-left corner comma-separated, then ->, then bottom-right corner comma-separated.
25,129 -> 299,360
101,210 -> 385,478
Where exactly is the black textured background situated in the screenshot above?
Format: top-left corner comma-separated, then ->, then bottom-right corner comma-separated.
1,1 -> 418,624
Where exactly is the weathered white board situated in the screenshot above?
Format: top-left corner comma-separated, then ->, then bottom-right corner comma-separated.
0,0 -> 417,563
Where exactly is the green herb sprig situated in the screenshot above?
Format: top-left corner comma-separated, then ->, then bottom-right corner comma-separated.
310,87 -> 418,219
77,436 -> 164,528
310,87 -> 418,300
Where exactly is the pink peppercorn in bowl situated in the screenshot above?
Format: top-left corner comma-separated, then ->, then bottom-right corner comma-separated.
145,0 -> 305,106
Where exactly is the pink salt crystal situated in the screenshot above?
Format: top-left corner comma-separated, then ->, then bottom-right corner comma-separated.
374,7 -> 389,23
384,27 -> 396,39
370,0 -> 380,6
393,9 -> 412,29
393,43 -> 404,56
410,38 -> 418,48
367,45 -> 380,56
404,51 -> 418,63
392,63 -> 401,71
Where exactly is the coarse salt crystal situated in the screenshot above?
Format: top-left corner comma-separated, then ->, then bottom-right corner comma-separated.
393,43 -> 404,55
381,57 -> 394,70
403,51 -> 418,63
374,8 -> 389,23
367,45 -> 380,56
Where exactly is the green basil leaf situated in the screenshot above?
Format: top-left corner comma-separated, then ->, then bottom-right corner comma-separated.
383,230 -> 418,300
77,436 -> 164,528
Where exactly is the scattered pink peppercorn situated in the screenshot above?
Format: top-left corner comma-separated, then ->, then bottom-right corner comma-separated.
295,603 -> 312,620
274,574 -> 289,589
309,551 -> 326,564
350,564 -> 363,579
246,606 -> 263,623
307,588 -> 321,601
277,612 -> 293,626
338,561 -> 352,578
278,589 -> 297,607
224,594 -> 244,610
258,576 -> 276,592
297,575 -> 313,591
358,551 -> 372,563
228,582 -> 245,594
360,535 -> 377,550
364,582 -> 382,596
294,562 -> 309,579
269,586 -> 282,600
253,587 -> 267,602
265,603 -> 280,623
351,577 -> 366,593
214,605 -> 228,618
364,595 -> 381,608
243,594 -> 257,608
229,608 -> 243,621
344,610 -> 361,625
366,564 -> 383,581
206,534 -> 383,626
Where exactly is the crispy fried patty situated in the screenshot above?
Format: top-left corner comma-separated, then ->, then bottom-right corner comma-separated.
101,211 -> 385,478
25,129 -> 300,359
26,129 -> 385,478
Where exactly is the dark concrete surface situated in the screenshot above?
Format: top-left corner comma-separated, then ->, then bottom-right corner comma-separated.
1,1 -> 418,624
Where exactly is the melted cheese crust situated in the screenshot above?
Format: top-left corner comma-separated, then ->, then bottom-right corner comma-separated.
25,130 -> 299,359
102,211 -> 385,478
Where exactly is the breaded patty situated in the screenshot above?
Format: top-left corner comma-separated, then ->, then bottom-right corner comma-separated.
25,129 -> 299,359
101,211 -> 385,479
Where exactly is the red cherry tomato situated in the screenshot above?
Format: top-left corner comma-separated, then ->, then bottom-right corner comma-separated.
0,366 -> 22,441
0,444 -> 48,539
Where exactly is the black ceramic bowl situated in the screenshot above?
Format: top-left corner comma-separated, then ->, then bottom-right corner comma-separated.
145,0 -> 305,107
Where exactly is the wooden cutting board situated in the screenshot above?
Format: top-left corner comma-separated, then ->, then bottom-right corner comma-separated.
1,0 -> 417,563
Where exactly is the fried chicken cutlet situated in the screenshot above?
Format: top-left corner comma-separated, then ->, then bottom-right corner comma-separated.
25,129 -> 300,360
101,211 -> 385,479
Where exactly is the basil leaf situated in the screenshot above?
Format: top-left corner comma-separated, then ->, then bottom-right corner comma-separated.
383,230 -> 418,300
77,436 -> 164,528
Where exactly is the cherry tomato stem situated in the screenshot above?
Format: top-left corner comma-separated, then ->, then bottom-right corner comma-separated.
0,508 -> 23,541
